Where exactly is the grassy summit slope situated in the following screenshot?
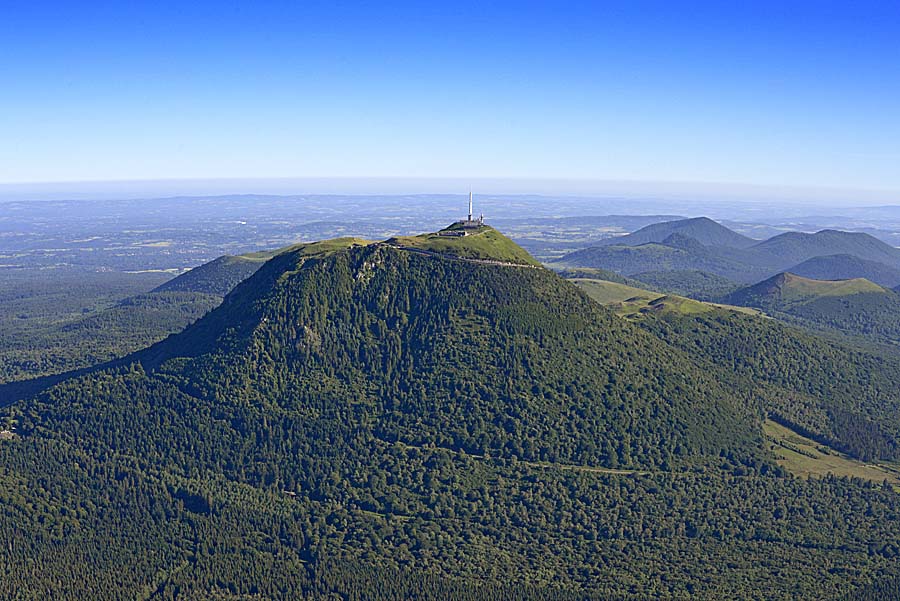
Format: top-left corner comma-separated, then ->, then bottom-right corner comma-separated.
571,278 -> 659,305
387,224 -> 540,265
728,272 -> 886,307
763,419 -> 900,489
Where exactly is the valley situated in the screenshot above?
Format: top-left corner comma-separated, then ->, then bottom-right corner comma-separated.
764,419 -> 900,490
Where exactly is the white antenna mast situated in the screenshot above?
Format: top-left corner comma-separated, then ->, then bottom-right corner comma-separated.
468,190 -> 473,222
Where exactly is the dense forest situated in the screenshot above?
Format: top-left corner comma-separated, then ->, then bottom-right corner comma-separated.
638,309 -> 900,462
0,288 -> 220,385
2,230 -> 900,598
0,269 -> 225,385
154,254 -> 266,296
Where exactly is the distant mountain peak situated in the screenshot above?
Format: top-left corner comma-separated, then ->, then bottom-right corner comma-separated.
661,232 -> 707,251
594,216 -> 757,249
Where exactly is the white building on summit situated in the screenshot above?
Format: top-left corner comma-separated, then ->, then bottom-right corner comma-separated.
459,191 -> 484,228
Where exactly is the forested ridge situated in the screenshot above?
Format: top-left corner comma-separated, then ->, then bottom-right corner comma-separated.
638,310 -> 900,462
2,228 -> 900,599
153,254 -> 266,296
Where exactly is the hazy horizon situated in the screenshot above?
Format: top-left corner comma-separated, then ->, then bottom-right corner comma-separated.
1,177 -> 899,208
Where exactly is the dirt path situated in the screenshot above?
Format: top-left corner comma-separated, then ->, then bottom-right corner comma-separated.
390,245 -> 539,269
381,438 -> 649,476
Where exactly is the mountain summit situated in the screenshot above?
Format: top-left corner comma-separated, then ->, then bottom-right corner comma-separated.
595,217 -> 757,249
134,224 -> 755,468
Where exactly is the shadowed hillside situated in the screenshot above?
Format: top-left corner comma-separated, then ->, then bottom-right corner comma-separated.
787,254 -> 900,288
750,230 -> 900,269
154,254 -> 268,296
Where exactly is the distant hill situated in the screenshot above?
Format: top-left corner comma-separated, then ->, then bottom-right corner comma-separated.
155,254 -> 268,296
786,254 -> 900,288
726,273 -> 886,306
556,219 -> 900,286
749,230 -> 900,271
596,216 -> 757,249
497,214 -> 685,261
725,273 -> 900,345
155,238 -> 381,297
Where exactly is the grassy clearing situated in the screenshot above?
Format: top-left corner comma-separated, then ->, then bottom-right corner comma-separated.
571,279 -> 659,305
573,278 -> 758,319
776,273 -> 886,302
246,237 -> 375,261
764,419 -> 900,489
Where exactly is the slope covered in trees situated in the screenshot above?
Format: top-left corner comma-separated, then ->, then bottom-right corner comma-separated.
2,226 -> 900,599
0,287 -> 220,385
635,308 -> 900,462
554,239 -> 765,282
630,269 -> 740,300
787,254 -> 900,288
154,254 -> 267,296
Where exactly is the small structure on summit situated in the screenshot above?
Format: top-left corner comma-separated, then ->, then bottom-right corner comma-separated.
458,191 -> 485,228
438,192 -> 486,236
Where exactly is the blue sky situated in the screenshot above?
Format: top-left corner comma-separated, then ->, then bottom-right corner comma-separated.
1,1 -> 899,192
